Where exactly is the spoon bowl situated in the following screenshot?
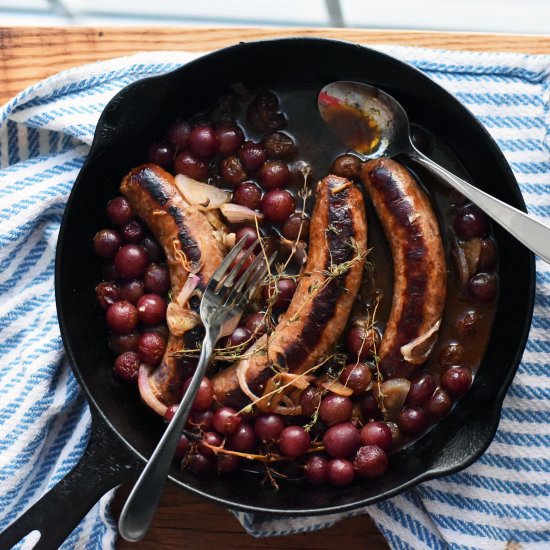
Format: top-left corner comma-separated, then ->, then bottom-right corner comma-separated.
318,80 -> 550,264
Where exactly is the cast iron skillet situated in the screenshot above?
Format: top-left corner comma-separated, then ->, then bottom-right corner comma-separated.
0,38 -> 535,549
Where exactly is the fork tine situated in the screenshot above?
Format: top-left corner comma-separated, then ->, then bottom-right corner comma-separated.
233,251 -> 277,309
216,238 -> 259,293
224,251 -> 267,305
206,236 -> 248,292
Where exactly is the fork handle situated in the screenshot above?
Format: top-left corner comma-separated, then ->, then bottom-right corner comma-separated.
117,331 -> 215,542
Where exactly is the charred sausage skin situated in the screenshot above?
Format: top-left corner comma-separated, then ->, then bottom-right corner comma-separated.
212,174 -> 368,409
120,163 -> 226,404
361,158 -> 447,380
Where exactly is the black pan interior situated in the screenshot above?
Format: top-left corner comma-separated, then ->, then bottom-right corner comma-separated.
56,38 -> 534,515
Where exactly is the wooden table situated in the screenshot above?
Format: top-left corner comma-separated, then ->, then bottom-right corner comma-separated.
2,26 -> 549,550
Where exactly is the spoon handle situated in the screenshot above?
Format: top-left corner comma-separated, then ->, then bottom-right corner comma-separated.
410,149 -> 550,264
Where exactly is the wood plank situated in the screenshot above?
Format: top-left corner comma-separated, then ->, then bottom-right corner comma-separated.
111,483 -> 389,549
1,26 -> 550,104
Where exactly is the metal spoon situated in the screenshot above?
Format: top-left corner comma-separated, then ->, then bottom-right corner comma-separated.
318,80 -> 550,264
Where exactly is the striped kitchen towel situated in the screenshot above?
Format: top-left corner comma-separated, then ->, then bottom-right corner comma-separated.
0,46 -> 549,549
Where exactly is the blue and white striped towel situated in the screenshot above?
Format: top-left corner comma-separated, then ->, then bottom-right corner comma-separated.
0,46 -> 549,549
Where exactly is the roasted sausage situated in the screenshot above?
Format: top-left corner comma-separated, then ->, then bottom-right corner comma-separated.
212,174 -> 368,409
120,164 -> 226,404
361,158 -> 447,380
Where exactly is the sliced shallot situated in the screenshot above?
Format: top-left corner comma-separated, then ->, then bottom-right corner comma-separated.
220,203 -> 264,224
138,363 -> 168,417
175,173 -> 230,209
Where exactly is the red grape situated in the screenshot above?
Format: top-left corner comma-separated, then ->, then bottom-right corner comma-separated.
187,453 -> 215,475
187,409 -> 214,431
226,327 -> 252,348
326,458 -> 354,486
106,197 -> 133,226
175,434 -> 190,458
263,278 -> 296,309
174,151 -> 208,181
454,204 -> 489,239
137,332 -> 166,366
353,445 -> 388,478
339,363 -> 373,395
120,220 -> 144,244
397,406 -> 428,435
199,432 -> 223,457
300,386 -> 322,417
93,229 -> 121,259
360,393 -> 383,420
441,366 -> 472,397
244,312 -> 268,337
359,421 -> 393,452
188,124 -> 219,158
144,263 -> 170,295
167,119 -> 192,151
147,141 -> 174,170
238,142 -> 267,172
140,236 -> 163,263
109,332 -> 139,354
319,394 -> 353,426
164,404 -> 178,422
282,212 -> 310,240
137,294 -> 167,325
456,309 -> 482,339
258,160 -> 290,189
106,301 -> 138,334
254,413 -> 285,442
235,226 -> 259,249
233,181 -> 262,210
95,281 -> 120,310
216,124 -> 244,156
406,372 -> 436,406
217,454 -> 240,474
261,190 -> 295,222
346,325 -> 380,360
213,407 -> 242,435
305,454 -> 329,486
469,273 -> 498,304
219,155 -> 247,187
278,426 -> 311,458
183,376 -> 214,412
330,154 -> 362,180
118,279 -> 145,304
478,238 -> 498,271
424,388 -> 453,420
323,422 -> 360,458
261,132 -> 296,160
227,423 -> 257,452
113,351 -> 140,383
114,244 -> 149,279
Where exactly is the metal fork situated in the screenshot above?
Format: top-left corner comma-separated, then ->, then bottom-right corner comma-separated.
118,237 -> 275,542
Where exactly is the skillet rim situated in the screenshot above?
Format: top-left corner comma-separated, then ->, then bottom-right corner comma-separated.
55,36 -> 536,515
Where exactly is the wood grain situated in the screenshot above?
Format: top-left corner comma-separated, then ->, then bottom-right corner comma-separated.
1,26 -> 550,105
111,483 -> 389,550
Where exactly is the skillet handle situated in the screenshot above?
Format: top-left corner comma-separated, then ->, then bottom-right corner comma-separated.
0,411 -> 141,550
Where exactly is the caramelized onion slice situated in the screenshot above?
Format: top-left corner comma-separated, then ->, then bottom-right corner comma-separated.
400,319 -> 441,365
167,302 -> 201,336
138,363 -> 168,417
376,378 -> 411,421
320,379 -> 354,397
175,174 -> 230,209
220,203 -> 264,224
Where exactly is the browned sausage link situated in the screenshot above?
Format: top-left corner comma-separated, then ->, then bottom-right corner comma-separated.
361,158 -> 447,380
120,163 -> 226,404
212,174 -> 368,409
